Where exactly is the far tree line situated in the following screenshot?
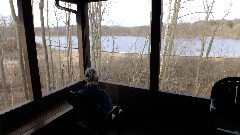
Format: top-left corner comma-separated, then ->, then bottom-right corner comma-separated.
34,19 -> 240,38
1,18 -> 240,38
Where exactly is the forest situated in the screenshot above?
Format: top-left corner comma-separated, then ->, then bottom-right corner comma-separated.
32,19 -> 240,38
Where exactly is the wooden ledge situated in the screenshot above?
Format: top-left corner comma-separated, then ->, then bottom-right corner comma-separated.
5,100 -> 73,135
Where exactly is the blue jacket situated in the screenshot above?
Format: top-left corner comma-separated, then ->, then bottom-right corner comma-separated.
78,85 -> 113,114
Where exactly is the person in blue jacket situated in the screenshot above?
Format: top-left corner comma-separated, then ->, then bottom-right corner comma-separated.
77,67 -> 113,127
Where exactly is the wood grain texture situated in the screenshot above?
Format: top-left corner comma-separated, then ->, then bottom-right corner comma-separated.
5,101 -> 72,135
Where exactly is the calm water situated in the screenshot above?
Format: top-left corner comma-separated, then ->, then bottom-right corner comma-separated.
35,36 -> 240,57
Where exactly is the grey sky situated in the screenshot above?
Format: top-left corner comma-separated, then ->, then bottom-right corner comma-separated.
0,0 -> 240,27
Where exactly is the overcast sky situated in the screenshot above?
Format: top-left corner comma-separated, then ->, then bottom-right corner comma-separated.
0,0 -> 240,27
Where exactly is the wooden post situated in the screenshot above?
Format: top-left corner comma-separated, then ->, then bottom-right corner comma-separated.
18,0 -> 42,101
0,117 -> 3,135
77,2 -> 91,80
17,0 -> 32,101
150,0 -> 162,91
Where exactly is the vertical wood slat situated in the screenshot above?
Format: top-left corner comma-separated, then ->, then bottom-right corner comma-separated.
76,3 -> 84,80
150,0 -> 162,91
236,82 -> 240,105
229,82 -> 236,104
0,117 -> 2,135
18,0 -> 42,101
77,2 -> 91,80
17,0 -> 33,101
82,3 -> 91,70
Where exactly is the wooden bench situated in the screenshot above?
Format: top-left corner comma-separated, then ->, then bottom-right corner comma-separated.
5,100 -> 73,135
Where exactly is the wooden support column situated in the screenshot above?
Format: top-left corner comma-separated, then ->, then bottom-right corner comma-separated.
150,0 -> 162,91
0,117 -> 2,135
17,0 -> 33,101
77,2 -> 91,80
18,0 -> 42,101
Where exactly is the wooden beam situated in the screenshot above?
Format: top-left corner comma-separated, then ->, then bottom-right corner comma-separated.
17,0 -> 33,101
77,2 -> 91,80
18,0 -> 42,101
0,118 -> 3,135
76,3 -> 85,80
59,0 -> 107,4
5,101 -> 73,135
80,3 -> 91,70
150,0 -> 162,91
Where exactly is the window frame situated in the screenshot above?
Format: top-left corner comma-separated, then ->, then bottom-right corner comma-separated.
150,0 -> 161,91
3,0 -> 163,108
0,0 -> 162,133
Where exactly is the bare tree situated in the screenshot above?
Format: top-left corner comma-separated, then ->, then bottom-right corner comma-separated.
160,0 -> 172,77
9,0 -> 29,99
47,0 -> 55,89
54,9 -> 64,86
195,0 -> 215,93
0,20 -> 9,108
39,0 -> 51,91
206,12 -> 229,58
161,0 -> 182,87
65,3 -> 72,82
89,2 -> 103,78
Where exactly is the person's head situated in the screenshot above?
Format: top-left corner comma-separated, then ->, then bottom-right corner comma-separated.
85,67 -> 99,86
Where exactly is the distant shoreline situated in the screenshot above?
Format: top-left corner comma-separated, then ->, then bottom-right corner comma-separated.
35,35 -> 240,39
33,19 -> 240,38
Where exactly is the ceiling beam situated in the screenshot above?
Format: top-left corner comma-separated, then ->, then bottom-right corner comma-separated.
58,0 -> 107,4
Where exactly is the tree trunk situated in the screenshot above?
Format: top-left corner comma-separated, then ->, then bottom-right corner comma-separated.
68,24 -> 73,81
54,10 -> 63,86
195,0 -> 215,93
9,0 -> 29,99
89,2 -> 102,76
161,0 -> 181,88
47,0 -> 55,89
206,12 -> 228,58
0,45 -> 9,108
39,0 -> 51,91
70,25 -> 74,80
97,2 -> 102,78
89,3 -> 96,68
66,3 -> 72,82
160,0 -> 172,77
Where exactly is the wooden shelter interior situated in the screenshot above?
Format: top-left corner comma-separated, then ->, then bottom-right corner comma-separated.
0,0 -> 216,135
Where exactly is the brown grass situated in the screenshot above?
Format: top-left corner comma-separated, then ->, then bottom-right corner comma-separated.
159,56 -> 240,97
1,46 -> 240,111
36,46 -> 80,94
99,53 -> 240,97
0,45 -> 80,111
99,52 -> 150,88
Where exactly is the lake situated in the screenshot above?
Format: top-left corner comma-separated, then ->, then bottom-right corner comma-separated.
35,36 -> 240,57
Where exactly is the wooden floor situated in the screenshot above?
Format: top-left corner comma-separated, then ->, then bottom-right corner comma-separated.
3,100 -> 183,135
53,124 -> 180,135
45,118 -> 183,135
30,109 -> 192,135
